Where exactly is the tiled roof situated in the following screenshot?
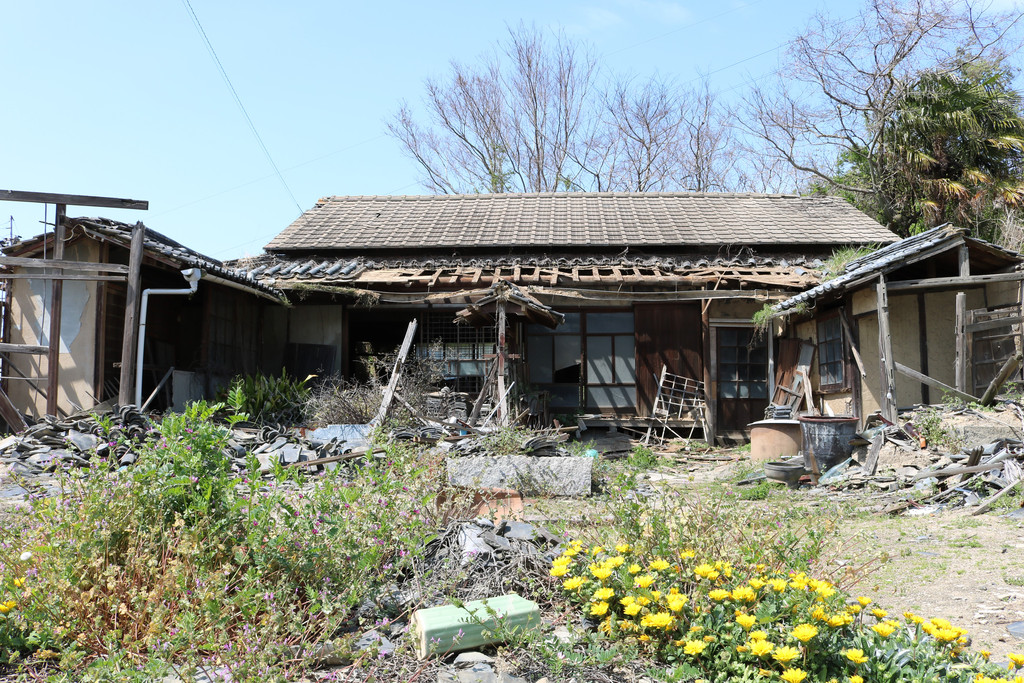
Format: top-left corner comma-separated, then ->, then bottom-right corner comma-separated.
5,218 -> 286,302
265,193 -> 899,252
772,224 -> 1024,314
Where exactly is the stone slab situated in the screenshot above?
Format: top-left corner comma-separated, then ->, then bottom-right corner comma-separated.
446,456 -> 592,496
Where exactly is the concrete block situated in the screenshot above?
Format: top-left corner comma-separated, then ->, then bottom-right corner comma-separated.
446,456 -> 592,496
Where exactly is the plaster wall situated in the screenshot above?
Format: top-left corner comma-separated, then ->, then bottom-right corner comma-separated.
7,240 -> 100,417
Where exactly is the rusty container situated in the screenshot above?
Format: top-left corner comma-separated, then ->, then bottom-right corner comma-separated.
748,419 -> 802,462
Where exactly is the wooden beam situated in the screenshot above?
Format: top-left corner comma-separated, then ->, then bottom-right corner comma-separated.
0,387 -> 28,433
118,223 -> 146,406
372,318 -> 418,425
496,302 -> 508,426
979,352 -> 1023,406
0,273 -> 125,282
876,275 -> 897,421
45,205 -> 66,416
965,315 -> 1024,334
0,256 -> 128,273
917,293 -> 930,403
0,343 -> 48,354
0,189 -> 148,210
955,292 -> 967,393
887,271 -> 1024,293
839,309 -> 867,378
894,361 -> 977,404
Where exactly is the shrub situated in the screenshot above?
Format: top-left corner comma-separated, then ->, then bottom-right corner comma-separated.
628,444 -> 659,469
226,370 -> 312,425
0,402 -> 445,678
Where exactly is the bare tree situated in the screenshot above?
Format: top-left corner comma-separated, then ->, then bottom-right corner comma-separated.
742,0 -> 1022,221
388,24 -> 597,193
389,27 -> 743,194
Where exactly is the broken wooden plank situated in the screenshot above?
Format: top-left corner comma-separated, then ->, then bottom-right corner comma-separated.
372,318 -> 418,425
966,315 -> 1024,334
0,189 -> 148,210
979,352 -> 1023,406
864,433 -> 883,477
972,477 -> 1023,516
0,387 -> 28,433
894,362 -> 977,404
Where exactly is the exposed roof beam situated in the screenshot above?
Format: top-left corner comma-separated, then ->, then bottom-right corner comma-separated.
0,190 -> 148,210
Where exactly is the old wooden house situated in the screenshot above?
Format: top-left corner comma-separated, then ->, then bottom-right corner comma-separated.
243,193 -> 898,441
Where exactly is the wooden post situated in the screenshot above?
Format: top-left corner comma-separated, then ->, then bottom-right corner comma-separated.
372,319 -> 417,425
118,223 -> 146,406
496,302 -> 507,426
701,304 -> 714,443
876,275 -> 898,421
45,204 -> 66,416
959,244 -> 971,277
955,292 -> 967,393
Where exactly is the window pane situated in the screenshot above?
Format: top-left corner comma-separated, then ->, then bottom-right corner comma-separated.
614,335 -> 636,382
588,386 -> 636,408
587,336 -> 614,385
553,336 -> 581,383
587,312 -> 634,334
720,382 -> 737,398
548,385 -> 580,408
528,336 -> 553,383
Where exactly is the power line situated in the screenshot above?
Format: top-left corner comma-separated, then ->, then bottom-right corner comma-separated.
180,0 -> 305,217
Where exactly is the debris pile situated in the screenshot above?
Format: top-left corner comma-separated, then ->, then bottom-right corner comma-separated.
0,405 -> 352,477
811,406 -> 1024,515
445,430 -> 570,458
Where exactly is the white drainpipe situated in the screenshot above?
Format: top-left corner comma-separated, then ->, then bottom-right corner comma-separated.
135,268 -> 202,407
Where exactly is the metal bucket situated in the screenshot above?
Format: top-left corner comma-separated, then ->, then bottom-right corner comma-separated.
799,415 -> 858,472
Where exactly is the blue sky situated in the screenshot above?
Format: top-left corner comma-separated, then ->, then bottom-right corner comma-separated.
0,1 -> 1016,260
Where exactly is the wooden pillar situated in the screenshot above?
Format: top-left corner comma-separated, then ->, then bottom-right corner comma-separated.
496,301 -> 507,426
955,291 -> 967,393
701,302 -> 714,443
45,204 -> 66,416
959,244 -> 971,277
876,275 -> 898,421
118,222 -> 146,406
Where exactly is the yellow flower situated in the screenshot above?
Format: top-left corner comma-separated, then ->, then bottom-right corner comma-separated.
0,601 -> 15,614
815,584 -> 836,600
735,613 -> 756,630
667,596 -> 688,612
590,565 -> 612,580
850,677 -> 864,683
615,543 -> 631,554
811,607 -> 827,621
857,596 -> 872,606
1009,653 -> 1024,669
680,549 -> 695,559
640,612 -> 674,630
694,563 -> 715,578
748,577 -> 765,590
620,595 -> 635,605
748,639 -> 774,657
828,613 -> 854,628
683,640 -> 708,656
628,563 -> 642,574
980,649 -> 991,660
844,648 -> 868,665
562,576 -> 586,590
590,601 -> 610,616
791,623 -> 818,642
773,646 -> 800,664
589,545 -> 604,555
930,617 -> 952,629
732,586 -> 756,602
709,589 -> 731,601
706,569 -> 720,581
780,668 -> 807,683
605,555 -> 625,568
846,604 -> 862,615
703,634 -> 716,643
871,608 -> 888,619
749,630 -> 768,641
637,596 -> 651,606
624,603 -> 642,616
872,622 -> 896,638
634,574 -> 655,589
934,627 -> 961,642
650,590 -> 662,601
12,578 -> 24,588
769,579 -> 788,592
593,587 -> 615,601
649,559 -> 671,571
550,565 -> 569,577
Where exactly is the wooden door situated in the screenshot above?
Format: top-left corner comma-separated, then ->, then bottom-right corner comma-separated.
716,327 -> 769,432
635,304 -> 703,417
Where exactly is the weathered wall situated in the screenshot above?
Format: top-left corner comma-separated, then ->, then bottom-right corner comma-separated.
286,305 -> 344,374
8,240 -> 101,417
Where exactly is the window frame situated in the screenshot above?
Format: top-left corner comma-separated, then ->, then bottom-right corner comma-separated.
816,311 -> 849,394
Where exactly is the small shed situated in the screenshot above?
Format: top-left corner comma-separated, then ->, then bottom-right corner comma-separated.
771,225 -> 1024,424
